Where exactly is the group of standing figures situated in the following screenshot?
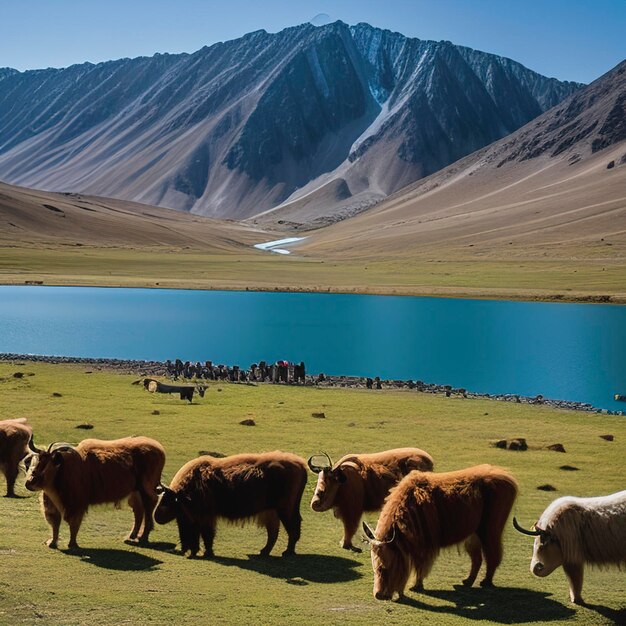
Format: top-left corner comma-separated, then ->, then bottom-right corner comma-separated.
165,359 -> 306,384
1,417 -> 625,606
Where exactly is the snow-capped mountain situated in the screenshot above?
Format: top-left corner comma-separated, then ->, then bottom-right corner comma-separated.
0,21 -> 581,219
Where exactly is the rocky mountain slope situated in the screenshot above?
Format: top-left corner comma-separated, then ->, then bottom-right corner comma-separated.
0,22 -> 580,219
296,60 -> 626,257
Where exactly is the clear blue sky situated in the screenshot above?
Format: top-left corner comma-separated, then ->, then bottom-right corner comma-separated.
0,0 -> 624,83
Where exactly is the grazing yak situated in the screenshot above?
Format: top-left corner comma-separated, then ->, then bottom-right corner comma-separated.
0,418 -> 32,497
24,436 -> 165,550
143,378 -> 206,402
363,464 -> 518,600
154,452 -> 308,558
308,448 -> 434,552
513,489 -> 626,604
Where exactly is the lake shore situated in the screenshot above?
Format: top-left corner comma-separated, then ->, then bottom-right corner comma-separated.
1,244 -> 625,304
1,352 -> 621,416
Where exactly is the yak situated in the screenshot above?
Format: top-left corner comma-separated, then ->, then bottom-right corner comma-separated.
24,436 -> 165,550
0,418 -> 32,497
308,448 -> 434,552
154,452 -> 307,558
363,464 -> 518,600
143,378 -> 206,402
514,489 -> 626,604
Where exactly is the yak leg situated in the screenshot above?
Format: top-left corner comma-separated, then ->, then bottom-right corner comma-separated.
278,508 -> 302,556
563,562 -> 585,604
137,489 -> 157,544
200,522 -> 216,558
462,534 -> 483,587
66,512 -> 85,551
478,532 -> 503,587
177,513 -> 201,558
259,511 -> 280,557
126,492 -> 144,541
42,494 -> 62,549
4,462 -> 18,497
340,510 -> 362,552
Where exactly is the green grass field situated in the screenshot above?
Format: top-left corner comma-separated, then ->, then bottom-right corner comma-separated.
0,362 -> 624,625
1,244 -> 625,303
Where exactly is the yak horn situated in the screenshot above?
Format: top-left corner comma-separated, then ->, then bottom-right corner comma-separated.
46,442 -> 78,454
513,517 -> 541,536
28,434 -> 43,454
307,452 -> 332,474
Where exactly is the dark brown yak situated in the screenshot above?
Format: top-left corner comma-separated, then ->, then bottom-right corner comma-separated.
25,436 -> 165,549
363,464 -> 518,599
154,452 -> 307,558
308,448 -> 434,551
0,418 -> 32,497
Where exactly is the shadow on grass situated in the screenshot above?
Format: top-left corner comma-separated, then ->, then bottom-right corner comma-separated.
397,585 -> 576,623
66,547 -> 163,571
134,541 -> 177,553
583,602 -> 626,625
213,553 -> 362,583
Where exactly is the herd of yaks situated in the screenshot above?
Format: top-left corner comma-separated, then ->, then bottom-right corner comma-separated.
1,417 -> 624,606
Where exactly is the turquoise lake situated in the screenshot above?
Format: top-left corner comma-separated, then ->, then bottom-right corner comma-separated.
0,285 -> 625,410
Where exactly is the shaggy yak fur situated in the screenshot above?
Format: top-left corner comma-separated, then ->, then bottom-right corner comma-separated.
25,436 -> 165,549
0,418 -> 32,497
363,464 -> 518,600
308,448 -> 434,552
154,452 -> 308,558
514,490 -> 626,604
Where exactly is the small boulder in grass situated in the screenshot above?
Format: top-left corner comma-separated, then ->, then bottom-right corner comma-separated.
495,440 -> 507,449
75,423 -> 94,430
198,450 -> 226,458
560,465 -> 579,471
286,577 -> 308,586
600,434 -> 614,441
51,392 -> 63,398
239,419 -> 256,426
12,372 -> 24,378
311,412 -> 326,419
152,410 -> 160,415
547,443 -> 566,453
537,484 -> 557,492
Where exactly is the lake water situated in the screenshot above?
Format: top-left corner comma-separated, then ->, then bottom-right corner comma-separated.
1,285 -> 625,411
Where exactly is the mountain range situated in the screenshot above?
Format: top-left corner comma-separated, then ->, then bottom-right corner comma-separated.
0,21 -> 581,219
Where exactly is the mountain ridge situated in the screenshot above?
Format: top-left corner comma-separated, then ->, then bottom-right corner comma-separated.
0,21 -> 582,219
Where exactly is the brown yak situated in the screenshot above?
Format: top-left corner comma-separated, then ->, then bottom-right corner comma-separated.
24,436 -> 165,550
0,418 -> 32,497
363,464 -> 518,599
154,452 -> 307,558
308,448 -> 434,552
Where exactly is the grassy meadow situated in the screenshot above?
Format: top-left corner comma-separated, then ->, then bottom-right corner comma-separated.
1,244 -> 625,303
0,361 -> 624,625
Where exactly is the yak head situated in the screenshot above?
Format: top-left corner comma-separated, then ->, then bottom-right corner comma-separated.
24,438 -> 78,492
513,517 -> 562,577
307,453 -> 349,512
363,521 -> 408,600
154,484 -> 180,524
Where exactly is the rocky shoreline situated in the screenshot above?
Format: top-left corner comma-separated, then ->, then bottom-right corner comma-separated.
1,353 -> 622,416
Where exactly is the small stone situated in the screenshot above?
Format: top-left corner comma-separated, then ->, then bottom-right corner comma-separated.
152,410 -> 160,415
286,577 -> 308,586
495,440 -> 507,449
239,419 -> 256,426
51,392 -> 62,397
537,484 -> 557,491
547,443 -> 566,453
75,423 -> 94,430
311,412 -> 326,418
599,434 -> 614,441
559,465 -> 579,471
